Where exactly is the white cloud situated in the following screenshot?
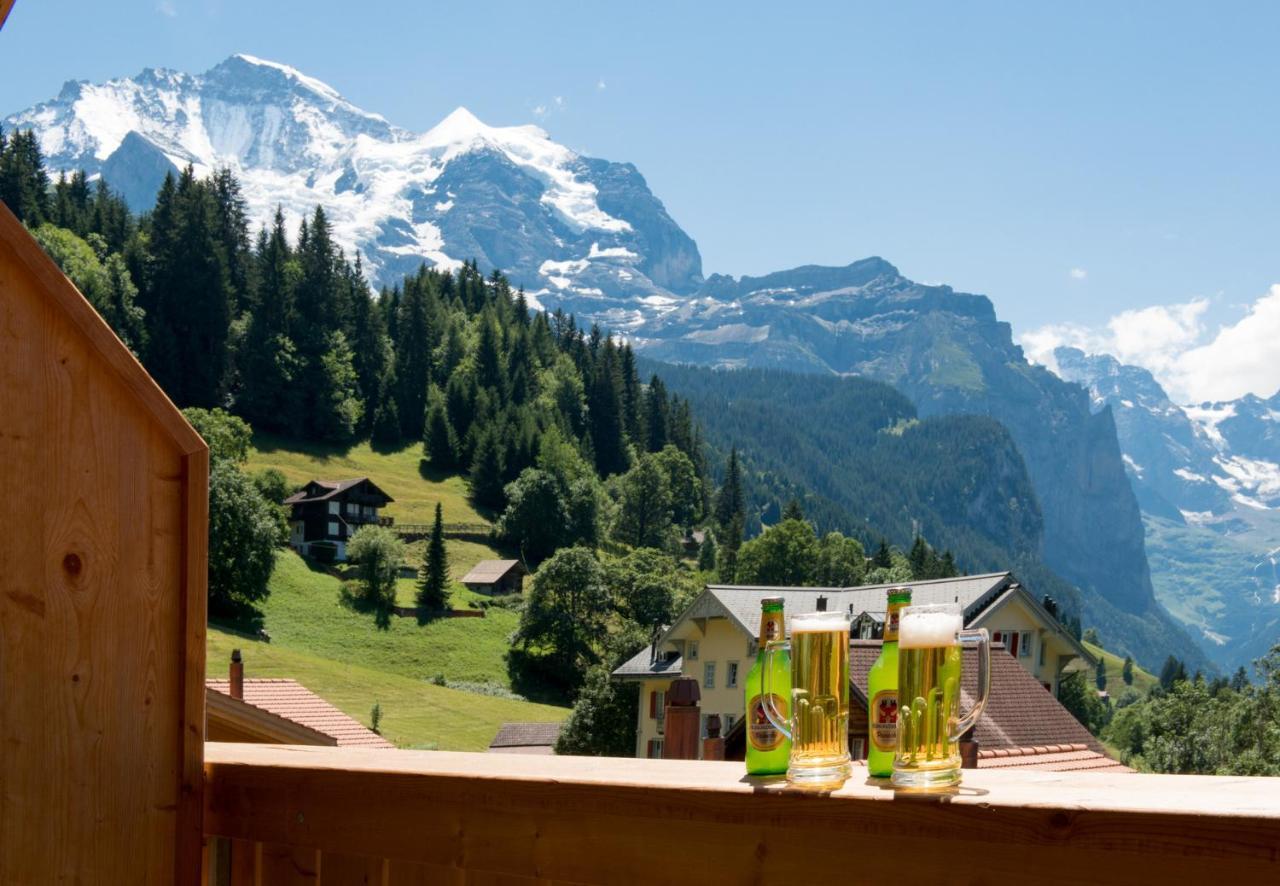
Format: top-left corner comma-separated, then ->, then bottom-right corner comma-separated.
1020,288 -> 1280,403
597,79 -> 607,91
554,96 -> 565,108
532,104 -> 548,117
1069,268 -> 1087,280
157,0 -> 177,16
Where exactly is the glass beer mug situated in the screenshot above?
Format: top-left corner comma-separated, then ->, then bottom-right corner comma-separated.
761,610 -> 852,788
892,602 -> 990,791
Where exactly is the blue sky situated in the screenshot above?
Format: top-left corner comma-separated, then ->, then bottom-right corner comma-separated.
3,1 -> 1280,399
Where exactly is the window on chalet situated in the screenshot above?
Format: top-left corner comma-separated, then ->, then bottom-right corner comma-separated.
646,739 -> 663,758
1039,641 -> 1046,667
723,713 -> 735,733
328,501 -> 339,515
1019,631 -> 1034,658
688,641 -> 699,660
726,661 -> 739,688
327,521 -> 339,536
703,662 -> 716,689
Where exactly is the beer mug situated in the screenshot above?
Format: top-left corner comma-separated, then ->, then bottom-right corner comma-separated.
892,602 -> 990,791
761,610 -> 852,787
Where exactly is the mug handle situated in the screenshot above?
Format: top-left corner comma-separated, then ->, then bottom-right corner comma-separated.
949,628 -> 990,740
760,640 -> 792,741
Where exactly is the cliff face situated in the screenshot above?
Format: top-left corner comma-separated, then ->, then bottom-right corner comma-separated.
637,261 -> 1206,668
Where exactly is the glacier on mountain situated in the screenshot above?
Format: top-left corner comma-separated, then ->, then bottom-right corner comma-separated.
3,54 -> 702,306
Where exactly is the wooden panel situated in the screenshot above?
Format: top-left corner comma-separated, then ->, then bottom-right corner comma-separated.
0,0 -> 15,32
262,843 -> 319,885
204,744 -> 1280,886
0,202 -> 206,880
320,852 -> 386,885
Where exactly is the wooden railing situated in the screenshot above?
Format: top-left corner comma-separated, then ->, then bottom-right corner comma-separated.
202,742 -> 1280,885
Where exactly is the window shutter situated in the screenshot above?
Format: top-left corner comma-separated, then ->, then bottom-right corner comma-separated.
1010,632 -> 1019,657
649,690 -> 657,719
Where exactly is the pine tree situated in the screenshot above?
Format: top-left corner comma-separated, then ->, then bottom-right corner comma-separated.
782,499 -> 805,522
644,375 -> 670,453
714,447 -> 744,531
237,207 -> 297,428
0,129 -> 51,224
417,502 -> 450,611
469,427 -> 506,510
697,533 -> 718,572
872,540 -> 893,569
587,340 -> 628,476
393,274 -> 438,439
423,396 -> 457,467
1095,658 -> 1107,691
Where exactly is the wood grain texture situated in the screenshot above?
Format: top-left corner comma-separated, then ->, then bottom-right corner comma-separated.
204,744 -> 1280,885
0,202 -> 206,882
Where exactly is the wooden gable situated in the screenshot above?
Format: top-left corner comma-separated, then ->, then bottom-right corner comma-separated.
0,197 -> 208,884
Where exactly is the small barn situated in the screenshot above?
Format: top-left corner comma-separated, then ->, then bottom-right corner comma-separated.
488,722 -> 563,755
0,197 -> 208,880
284,477 -> 394,561
460,559 -> 528,595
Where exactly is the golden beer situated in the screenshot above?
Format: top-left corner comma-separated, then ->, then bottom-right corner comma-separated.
892,603 -> 990,791
762,610 -> 851,787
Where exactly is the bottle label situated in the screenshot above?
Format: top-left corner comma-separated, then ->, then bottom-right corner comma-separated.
747,693 -> 788,751
760,614 -> 782,645
884,604 -> 903,642
870,689 -> 898,751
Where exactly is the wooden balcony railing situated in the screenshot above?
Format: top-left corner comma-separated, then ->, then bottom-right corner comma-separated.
202,742 -> 1280,885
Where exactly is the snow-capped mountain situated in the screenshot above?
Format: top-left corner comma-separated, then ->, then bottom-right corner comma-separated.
1051,347 -> 1280,668
3,54 -> 702,312
1053,347 -> 1280,524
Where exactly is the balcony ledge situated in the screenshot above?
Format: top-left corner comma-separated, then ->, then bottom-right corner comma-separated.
204,742 -> 1280,884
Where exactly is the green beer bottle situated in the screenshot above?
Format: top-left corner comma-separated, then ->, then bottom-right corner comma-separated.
745,596 -> 790,775
867,588 -> 911,777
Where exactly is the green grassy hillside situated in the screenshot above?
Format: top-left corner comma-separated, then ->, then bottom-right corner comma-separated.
207,627 -> 563,750
210,549 -> 565,749
1084,640 -> 1158,696
247,432 -> 487,526
212,437 -> 566,750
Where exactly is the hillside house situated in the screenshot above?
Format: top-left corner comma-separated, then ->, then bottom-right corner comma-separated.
460,559 -> 528,595
614,573 -> 1095,760
284,477 -> 393,561
718,640 -> 1127,771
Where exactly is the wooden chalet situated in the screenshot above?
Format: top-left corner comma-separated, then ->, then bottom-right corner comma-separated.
460,558 -> 528,595
5,8 -> 1280,883
283,477 -> 393,561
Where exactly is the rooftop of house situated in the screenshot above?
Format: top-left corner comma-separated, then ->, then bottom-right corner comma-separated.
207,678 -> 394,748
488,721 -> 563,752
716,639 -> 1123,767
850,639 -> 1115,759
703,573 -> 1017,639
460,560 -> 526,584
613,648 -> 684,680
977,743 -> 1131,773
283,477 -> 394,505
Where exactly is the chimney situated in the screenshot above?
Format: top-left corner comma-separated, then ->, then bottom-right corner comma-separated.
662,677 -> 702,761
702,714 -> 725,761
817,595 -> 828,612
229,649 -> 244,700
959,725 -> 979,769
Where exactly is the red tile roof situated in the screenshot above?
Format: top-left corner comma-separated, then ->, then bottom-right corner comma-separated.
979,743 -> 1132,773
207,678 -> 394,748
850,640 -> 1124,765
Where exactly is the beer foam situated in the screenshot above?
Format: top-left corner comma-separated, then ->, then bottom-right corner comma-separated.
790,611 -> 850,633
898,610 -> 962,649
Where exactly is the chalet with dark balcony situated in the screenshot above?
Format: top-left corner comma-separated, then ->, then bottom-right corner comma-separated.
284,478 -> 394,561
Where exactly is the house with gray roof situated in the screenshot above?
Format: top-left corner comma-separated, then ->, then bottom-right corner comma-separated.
612,572 -> 1095,760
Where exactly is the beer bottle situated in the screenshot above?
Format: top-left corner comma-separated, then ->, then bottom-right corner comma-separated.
745,596 -> 790,775
867,588 -> 911,777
